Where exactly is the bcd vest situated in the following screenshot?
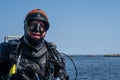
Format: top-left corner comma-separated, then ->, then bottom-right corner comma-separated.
5,39 -> 66,80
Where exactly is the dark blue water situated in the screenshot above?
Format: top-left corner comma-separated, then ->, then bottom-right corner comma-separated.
65,56 -> 120,80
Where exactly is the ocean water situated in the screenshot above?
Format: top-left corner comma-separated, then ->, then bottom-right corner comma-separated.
65,56 -> 120,80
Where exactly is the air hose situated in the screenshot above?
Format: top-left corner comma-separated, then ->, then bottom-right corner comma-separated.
60,53 -> 78,80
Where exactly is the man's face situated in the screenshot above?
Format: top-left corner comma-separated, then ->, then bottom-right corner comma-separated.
26,20 -> 47,40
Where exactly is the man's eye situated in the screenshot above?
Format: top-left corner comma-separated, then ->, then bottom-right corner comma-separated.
28,25 -> 34,30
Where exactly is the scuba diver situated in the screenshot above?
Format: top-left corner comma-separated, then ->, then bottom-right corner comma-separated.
0,9 -> 69,80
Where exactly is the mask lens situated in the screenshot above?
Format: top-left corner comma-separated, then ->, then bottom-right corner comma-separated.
28,22 -> 45,33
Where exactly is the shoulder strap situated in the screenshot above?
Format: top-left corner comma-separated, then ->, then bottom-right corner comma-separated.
44,41 -> 67,79
45,41 -> 60,59
8,39 -> 22,63
8,39 -> 20,51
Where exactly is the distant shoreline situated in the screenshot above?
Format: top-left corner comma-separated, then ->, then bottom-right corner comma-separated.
68,54 -> 120,57
103,54 -> 120,57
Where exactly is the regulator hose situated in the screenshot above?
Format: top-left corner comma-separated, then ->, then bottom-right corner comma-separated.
60,53 -> 78,80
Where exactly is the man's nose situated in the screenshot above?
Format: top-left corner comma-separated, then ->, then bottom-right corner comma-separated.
35,24 -> 40,32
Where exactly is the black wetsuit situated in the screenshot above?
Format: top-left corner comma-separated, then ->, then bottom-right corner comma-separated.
0,37 -> 68,80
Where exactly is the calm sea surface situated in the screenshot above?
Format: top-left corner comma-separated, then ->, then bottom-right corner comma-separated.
65,56 -> 120,80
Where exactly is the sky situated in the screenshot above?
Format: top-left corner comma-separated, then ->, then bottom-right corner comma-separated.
0,0 -> 120,55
